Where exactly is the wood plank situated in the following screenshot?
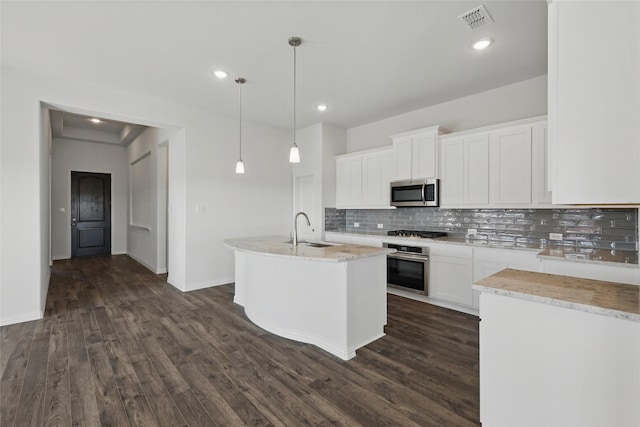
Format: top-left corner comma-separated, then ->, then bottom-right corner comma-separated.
42,299 -> 72,427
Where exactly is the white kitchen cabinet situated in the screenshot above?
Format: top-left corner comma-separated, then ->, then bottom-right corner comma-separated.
335,155 -> 362,208
548,1 -> 640,204
440,133 -> 489,206
532,121 -> 552,204
440,116 -> 549,208
336,147 -> 393,209
429,244 -> 473,307
479,292 -> 640,426
473,247 -> 540,308
362,148 -> 393,208
489,125 -> 532,205
391,125 -> 448,181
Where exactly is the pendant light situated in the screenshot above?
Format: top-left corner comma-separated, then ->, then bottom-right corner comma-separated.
288,36 -> 302,163
235,77 -> 246,174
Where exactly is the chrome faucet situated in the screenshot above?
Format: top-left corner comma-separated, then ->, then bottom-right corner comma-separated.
293,211 -> 311,246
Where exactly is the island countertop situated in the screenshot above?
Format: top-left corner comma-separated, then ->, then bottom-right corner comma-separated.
224,235 -> 394,263
474,268 -> 640,322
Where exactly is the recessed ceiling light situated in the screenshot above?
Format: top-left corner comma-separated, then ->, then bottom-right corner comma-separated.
90,118 -> 102,123
213,70 -> 228,79
472,38 -> 493,50
317,104 -> 328,112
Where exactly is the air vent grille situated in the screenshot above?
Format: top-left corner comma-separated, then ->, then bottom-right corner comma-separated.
458,5 -> 494,31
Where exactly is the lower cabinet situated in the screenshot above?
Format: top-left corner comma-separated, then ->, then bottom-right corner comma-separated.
473,247 -> 540,307
429,244 -> 474,308
479,292 -> 640,426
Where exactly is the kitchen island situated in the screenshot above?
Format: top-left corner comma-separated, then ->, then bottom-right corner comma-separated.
224,236 -> 394,360
474,269 -> 640,427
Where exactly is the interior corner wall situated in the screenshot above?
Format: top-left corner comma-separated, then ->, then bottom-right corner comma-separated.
127,126 -> 173,274
40,105 -> 52,312
50,138 -> 128,260
346,75 -> 548,152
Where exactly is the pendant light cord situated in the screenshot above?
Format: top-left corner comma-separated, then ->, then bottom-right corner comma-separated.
293,44 -> 297,146
238,81 -> 242,160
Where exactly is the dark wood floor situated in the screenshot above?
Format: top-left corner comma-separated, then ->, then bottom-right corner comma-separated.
1,255 -> 479,426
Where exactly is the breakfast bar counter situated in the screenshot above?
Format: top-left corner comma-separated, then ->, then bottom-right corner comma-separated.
224,236 -> 394,360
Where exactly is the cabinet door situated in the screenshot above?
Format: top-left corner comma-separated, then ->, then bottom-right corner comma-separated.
532,122 -> 552,204
378,149 -> 394,206
335,156 -> 362,208
441,138 -> 464,205
550,1 -> 640,204
490,126 -> 532,205
430,254 -> 473,307
464,134 -> 489,205
412,132 -> 437,179
393,136 -> 413,180
362,153 -> 381,207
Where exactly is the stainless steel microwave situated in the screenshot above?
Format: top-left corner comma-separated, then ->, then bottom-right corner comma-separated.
390,178 -> 439,207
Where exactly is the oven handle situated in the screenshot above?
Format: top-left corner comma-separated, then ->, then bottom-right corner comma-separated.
387,252 -> 429,262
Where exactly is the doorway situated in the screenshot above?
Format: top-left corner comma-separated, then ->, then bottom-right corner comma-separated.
71,171 -> 112,257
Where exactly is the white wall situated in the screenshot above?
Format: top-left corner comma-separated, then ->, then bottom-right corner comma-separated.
347,75 -> 547,152
0,65 -> 292,325
127,126 -> 173,274
50,138 -> 128,260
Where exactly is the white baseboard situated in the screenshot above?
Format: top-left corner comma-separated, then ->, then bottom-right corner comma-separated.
386,287 -> 479,316
51,255 -> 70,261
127,253 -> 158,274
183,277 -> 234,292
0,311 -> 44,327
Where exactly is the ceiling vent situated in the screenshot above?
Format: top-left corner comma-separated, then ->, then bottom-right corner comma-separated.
458,5 -> 494,31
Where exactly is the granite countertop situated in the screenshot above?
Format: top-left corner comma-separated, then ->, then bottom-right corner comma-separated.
474,268 -> 640,322
537,248 -> 639,267
224,235 -> 394,263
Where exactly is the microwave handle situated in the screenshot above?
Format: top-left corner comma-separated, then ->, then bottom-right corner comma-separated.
421,183 -> 427,205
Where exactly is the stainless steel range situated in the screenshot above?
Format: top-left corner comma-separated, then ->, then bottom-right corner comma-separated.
383,230 -> 447,294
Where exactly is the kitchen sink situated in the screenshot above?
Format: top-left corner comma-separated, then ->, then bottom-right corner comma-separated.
284,239 -> 338,248
301,242 -> 334,248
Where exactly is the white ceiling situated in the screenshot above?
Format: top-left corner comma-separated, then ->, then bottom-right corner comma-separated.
49,110 -> 147,146
1,1 -> 547,131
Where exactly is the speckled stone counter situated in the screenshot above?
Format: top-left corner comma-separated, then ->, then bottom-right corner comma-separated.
224,235 -> 394,263
474,268 -> 640,321
537,248 -> 638,267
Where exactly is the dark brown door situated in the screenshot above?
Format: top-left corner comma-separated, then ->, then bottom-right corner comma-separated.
71,171 -> 112,257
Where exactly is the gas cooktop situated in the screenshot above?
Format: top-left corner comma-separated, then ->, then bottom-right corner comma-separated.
387,230 -> 448,239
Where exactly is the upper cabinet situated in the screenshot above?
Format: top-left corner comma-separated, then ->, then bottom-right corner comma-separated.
548,1 -> 640,204
336,147 -> 393,209
391,125 -> 449,180
441,132 -> 489,206
440,117 -> 551,209
489,125 -> 532,205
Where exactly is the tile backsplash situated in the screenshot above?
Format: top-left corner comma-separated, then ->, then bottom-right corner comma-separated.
325,207 -> 639,251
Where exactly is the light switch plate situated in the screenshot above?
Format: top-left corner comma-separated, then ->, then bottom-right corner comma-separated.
354,222 -> 360,228
549,233 -> 563,240
377,224 -> 384,229
467,228 -> 477,235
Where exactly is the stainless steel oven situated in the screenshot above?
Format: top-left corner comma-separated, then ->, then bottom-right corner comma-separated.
384,242 -> 429,294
